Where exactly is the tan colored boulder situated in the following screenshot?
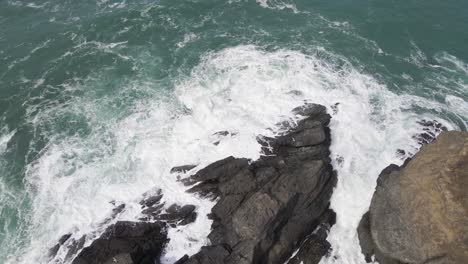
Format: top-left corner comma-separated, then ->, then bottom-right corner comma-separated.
360,131 -> 468,264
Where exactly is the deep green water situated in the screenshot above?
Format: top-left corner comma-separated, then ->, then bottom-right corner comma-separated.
0,0 -> 467,263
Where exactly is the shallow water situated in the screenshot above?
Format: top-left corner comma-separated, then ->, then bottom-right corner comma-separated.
0,0 -> 467,263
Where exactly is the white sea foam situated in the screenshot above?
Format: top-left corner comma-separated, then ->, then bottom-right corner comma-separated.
255,0 -> 300,13
0,130 -> 14,154
10,45 -> 459,264
446,95 -> 468,122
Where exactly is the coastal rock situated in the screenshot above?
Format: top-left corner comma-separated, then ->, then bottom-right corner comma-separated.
170,165 -> 197,174
288,209 -> 336,264
181,103 -> 337,264
414,119 -> 447,145
397,119 -> 447,159
72,221 -> 168,264
48,233 -> 72,258
358,131 -> 468,264
53,188 -> 197,263
53,103 -> 335,264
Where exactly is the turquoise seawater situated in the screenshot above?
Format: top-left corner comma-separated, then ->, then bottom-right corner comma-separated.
0,0 -> 467,263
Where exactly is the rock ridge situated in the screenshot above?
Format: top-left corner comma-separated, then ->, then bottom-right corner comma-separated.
176,103 -> 337,264
52,103 -> 337,264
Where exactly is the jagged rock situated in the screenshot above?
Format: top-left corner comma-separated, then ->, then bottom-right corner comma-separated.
72,221 -> 168,264
139,189 -> 165,221
140,189 -> 163,208
181,103 -> 336,264
396,119 -> 447,160
54,103 -> 335,264
157,204 -> 197,227
49,233 -> 72,258
210,131 -> 238,145
54,188 -> 197,263
66,235 -> 87,260
288,209 -> 336,264
413,119 -> 447,145
358,131 -> 468,264
170,165 -> 197,174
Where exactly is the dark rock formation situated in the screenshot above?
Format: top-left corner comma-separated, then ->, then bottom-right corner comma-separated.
413,119 -> 447,145
288,209 -> 336,264
210,131 -> 238,145
170,165 -> 197,174
397,119 -> 447,159
157,204 -> 197,227
179,103 -> 337,264
52,188 -> 197,264
49,233 -> 72,257
358,131 -> 468,264
53,103 -> 336,264
72,221 -> 168,264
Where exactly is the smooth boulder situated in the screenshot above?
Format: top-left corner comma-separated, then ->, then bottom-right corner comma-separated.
358,131 -> 468,264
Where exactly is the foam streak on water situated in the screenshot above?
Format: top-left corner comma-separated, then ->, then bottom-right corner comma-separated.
0,131 -> 14,154
6,45 -> 460,264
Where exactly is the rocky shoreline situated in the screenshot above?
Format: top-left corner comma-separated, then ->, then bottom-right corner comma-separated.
50,103 -> 336,264
50,103 -> 468,264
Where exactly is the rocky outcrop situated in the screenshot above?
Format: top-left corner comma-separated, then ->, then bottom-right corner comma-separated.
72,221 -> 168,264
287,209 -> 336,264
397,119 -> 447,159
358,131 -> 468,264
176,104 -> 337,264
51,188 -> 198,264
53,103 -> 336,264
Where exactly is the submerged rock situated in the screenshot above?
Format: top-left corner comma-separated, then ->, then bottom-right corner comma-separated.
180,103 -> 337,264
358,131 -> 468,264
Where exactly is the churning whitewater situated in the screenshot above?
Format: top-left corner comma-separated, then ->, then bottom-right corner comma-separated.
0,0 -> 467,263
3,45 -> 459,264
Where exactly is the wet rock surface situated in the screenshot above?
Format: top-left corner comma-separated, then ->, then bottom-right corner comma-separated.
413,119 -> 447,145
179,103 -> 337,264
72,221 -> 168,264
170,165 -> 197,174
358,131 -> 468,264
397,119 -> 447,159
52,188 -> 198,264
288,209 -> 336,264
52,103 -> 336,264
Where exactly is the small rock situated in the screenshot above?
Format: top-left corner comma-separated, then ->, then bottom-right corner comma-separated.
330,103 -> 340,115
170,165 -> 197,174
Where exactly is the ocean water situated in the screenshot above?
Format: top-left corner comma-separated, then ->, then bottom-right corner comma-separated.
0,0 -> 466,263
